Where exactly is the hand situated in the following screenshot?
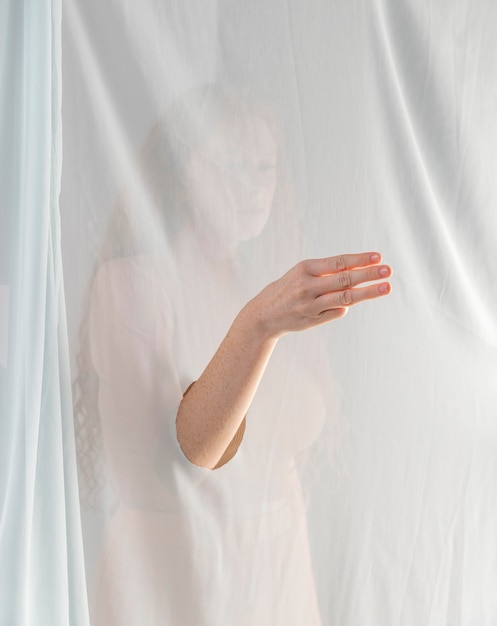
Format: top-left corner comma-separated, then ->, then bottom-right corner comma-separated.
249,252 -> 392,339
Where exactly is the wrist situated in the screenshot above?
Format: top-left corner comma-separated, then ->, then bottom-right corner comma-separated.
236,295 -> 281,346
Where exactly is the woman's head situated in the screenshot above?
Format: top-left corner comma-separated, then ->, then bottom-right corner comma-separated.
137,84 -> 282,254
184,109 -> 278,251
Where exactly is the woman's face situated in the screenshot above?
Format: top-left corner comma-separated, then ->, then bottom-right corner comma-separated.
184,114 -> 278,256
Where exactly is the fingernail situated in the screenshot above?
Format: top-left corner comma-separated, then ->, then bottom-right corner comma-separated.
378,283 -> 389,294
379,266 -> 389,276
370,254 -> 381,262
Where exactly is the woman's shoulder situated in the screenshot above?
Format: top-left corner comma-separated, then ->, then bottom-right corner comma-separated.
90,255 -> 174,335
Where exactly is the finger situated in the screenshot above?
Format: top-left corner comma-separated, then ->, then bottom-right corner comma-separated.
312,264 -> 392,296
305,252 -> 383,277
314,281 -> 392,313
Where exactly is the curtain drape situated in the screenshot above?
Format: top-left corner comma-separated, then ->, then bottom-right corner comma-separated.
0,1 -> 88,625
2,0 -> 497,624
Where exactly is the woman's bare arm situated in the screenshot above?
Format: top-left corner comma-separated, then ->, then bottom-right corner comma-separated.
175,251 -> 392,469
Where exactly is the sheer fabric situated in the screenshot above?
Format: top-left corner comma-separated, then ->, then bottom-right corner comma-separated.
0,1 -> 88,624
2,0 -> 496,624
62,1 -> 497,624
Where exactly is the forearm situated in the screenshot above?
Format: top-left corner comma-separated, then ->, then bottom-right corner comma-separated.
175,297 -> 278,469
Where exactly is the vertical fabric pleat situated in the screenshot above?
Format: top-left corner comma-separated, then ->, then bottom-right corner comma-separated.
0,1 -> 89,624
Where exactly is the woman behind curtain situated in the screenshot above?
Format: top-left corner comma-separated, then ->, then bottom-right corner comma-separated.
74,85 -> 391,625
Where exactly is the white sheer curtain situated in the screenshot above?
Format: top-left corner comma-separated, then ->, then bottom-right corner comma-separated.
0,1 -> 88,625
2,0 -> 497,624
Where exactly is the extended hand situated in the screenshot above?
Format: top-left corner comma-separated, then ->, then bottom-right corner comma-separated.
250,252 -> 392,339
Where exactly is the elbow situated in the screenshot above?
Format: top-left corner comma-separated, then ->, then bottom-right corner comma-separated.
176,411 -> 246,471
175,414 -> 218,470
